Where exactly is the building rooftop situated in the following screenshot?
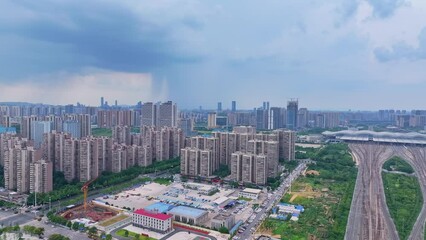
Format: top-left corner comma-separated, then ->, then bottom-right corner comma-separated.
241,188 -> 262,194
167,206 -> 207,218
133,209 -> 172,221
323,130 -> 426,145
212,213 -> 233,221
144,202 -> 175,213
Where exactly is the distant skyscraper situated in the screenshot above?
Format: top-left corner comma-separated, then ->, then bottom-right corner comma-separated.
256,108 -> 268,130
217,102 -> 222,112
270,107 -> 283,130
286,100 -> 298,130
31,121 -> 53,148
63,120 -> 81,139
101,97 -> 104,107
232,101 -> 236,112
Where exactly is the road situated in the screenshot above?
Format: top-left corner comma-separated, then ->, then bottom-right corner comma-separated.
0,212 -> 34,227
345,143 -> 426,240
235,163 -> 307,240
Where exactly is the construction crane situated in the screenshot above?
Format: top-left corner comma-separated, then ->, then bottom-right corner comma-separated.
81,177 -> 98,212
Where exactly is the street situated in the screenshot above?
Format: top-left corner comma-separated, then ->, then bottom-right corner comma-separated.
235,163 -> 307,240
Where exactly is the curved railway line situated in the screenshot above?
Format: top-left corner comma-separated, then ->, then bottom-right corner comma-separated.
345,143 -> 426,240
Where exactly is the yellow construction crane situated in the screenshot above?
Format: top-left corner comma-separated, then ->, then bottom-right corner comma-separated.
81,177 -> 98,212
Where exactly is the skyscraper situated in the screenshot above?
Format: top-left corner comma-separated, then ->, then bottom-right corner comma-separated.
286,100 -> 298,130
232,101 -> 236,112
217,102 -> 222,112
101,97 -> 104,108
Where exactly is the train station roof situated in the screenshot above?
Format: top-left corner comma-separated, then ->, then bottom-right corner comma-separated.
322,130 -> 426,145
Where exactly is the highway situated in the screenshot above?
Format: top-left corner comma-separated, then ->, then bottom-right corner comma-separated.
345,143 -> 426,240
234,163 -> 307,240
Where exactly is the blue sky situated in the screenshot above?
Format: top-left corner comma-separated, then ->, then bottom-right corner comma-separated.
0,0 -> 425,110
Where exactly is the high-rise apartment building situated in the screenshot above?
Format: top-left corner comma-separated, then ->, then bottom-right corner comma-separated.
141,102 -> 157,127
111,144 -> 127,173
29,159 -> 53,193
231,152 -> 267,185
158,101 -> 178,128
141,101 -> 177,128
64,138 -> 78,182
180,147 -> 213,178
63,120 -> 81,139
112,125 -> 131,145
178,118 -> 194,137
207,113 -> 217,129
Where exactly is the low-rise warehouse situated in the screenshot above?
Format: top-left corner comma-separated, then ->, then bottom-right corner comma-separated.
239,188 -> 262,200
277,203 -> 304,215
211,213 -> 235,230
132,209 -> 173,233
144,202 -> 175,213
167,206 -> 208,225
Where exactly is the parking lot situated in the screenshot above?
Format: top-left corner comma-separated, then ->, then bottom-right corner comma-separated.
23,219 -> 91,240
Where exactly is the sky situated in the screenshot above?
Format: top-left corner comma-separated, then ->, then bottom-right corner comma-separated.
0,0 -> 426,110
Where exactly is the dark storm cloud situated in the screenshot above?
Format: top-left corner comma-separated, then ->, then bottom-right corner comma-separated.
0,1 -> 203,79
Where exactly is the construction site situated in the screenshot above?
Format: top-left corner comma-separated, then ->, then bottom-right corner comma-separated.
61,201 -> 120,222
60,177 -> 121,223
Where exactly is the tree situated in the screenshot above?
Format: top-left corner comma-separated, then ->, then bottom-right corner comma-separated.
88,226 -> 97,236
124,230 -> 129,237
134,235 -> 140,240
49,234 -> 71,240
79,223 -> 85,231
66,221 -> 72,228
218,226 -> 229,234
72,222 -> 79,231
106,234 -> 112,240
34,227 -> 44,237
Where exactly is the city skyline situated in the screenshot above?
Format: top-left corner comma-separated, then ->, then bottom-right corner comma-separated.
1,1 -> 426,110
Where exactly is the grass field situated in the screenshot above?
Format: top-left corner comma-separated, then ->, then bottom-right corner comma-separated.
99,214 -> 129,227
260,176 -> 356,240
92,128 -> 112,137
382,172 -> 423,240
153,177 -> 172,185
116,229 -> 155,240
259,143 -> 357,240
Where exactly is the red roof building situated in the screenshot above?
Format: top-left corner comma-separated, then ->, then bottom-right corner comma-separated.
132,209 -> 173,233
133,209 -> 173,221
